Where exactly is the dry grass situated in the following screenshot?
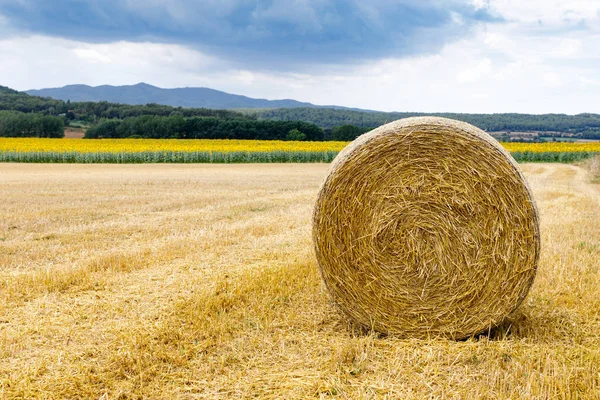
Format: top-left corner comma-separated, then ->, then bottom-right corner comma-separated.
583,155 -> 600,183
1,163 -> 599,399
314,117 -> 539,339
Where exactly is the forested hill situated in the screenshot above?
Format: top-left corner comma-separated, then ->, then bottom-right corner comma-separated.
0,85 -> 250,120
1,85 -> 326,140
256,108 -> 600,136
26,83 -> 357,110
3,84 -> 600,140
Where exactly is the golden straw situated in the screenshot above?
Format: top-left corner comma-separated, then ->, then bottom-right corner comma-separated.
313,117 -> 540,339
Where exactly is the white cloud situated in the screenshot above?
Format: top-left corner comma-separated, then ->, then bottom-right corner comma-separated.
488,0 -> 600,23
73,48 -> 112,64
580,76 -> 599,86
450,11 -> 465,26
551,38 -> 583,58
542,71 -> 561,86
470,0 -> 490,10
0,36 -> 219,90
457,58 -> 492,83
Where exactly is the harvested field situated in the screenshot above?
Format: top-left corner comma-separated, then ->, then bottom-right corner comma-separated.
1,163 -> 599,399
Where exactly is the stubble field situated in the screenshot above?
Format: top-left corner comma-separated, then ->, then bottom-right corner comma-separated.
1,163 -> 599,399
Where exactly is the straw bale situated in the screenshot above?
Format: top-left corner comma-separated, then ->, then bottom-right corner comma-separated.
313,117 -> 540,339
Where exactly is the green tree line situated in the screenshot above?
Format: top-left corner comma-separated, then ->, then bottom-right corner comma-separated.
85,115 -> 325,141
256,108 -> 600,139
0,111 -> 64,138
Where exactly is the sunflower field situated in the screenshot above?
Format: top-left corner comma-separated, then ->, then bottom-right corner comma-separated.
0,138 -> 599,163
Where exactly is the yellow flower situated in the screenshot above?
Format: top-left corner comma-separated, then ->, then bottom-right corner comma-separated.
1,138 -> 599,155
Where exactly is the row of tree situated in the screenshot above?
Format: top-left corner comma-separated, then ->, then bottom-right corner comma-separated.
85,115 -> 325,141
325,125 -> 372,141
0,111 -> 64,138
257,108 -> 600,138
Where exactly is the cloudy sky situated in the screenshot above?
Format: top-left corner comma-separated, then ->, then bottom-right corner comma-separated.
0,0 -> 599,113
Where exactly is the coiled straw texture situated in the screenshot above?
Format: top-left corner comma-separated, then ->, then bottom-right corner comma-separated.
313,117 -> 540,339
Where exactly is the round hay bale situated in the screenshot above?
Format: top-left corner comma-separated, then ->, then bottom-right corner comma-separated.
313,116 -> 540,339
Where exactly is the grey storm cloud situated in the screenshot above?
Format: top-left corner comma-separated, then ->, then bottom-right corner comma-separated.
0,0 -> 502,69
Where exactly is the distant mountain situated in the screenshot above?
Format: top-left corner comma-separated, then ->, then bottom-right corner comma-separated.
26,83 -> 364,111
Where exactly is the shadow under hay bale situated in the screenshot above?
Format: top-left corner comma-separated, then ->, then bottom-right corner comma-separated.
313,116 -> 540,340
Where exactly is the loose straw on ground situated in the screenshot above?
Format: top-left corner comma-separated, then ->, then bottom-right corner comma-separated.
313,117 -> 540,339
